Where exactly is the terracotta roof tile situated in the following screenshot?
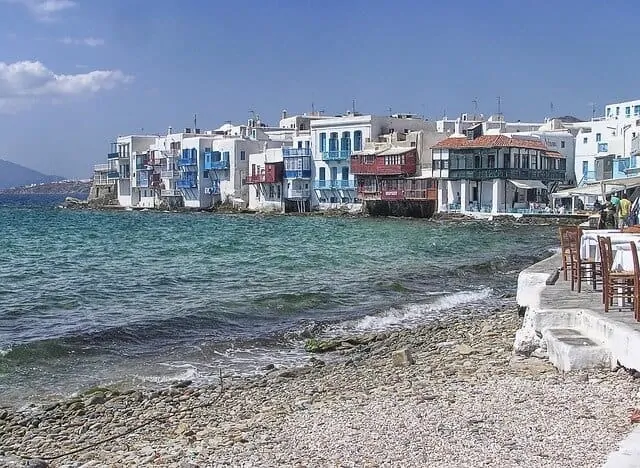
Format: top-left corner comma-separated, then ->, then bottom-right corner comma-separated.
432,135 -> 552,152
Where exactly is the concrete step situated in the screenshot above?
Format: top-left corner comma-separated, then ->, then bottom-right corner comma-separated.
543,328 -> 612,372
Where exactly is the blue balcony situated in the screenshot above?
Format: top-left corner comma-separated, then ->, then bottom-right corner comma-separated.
107,152 -> 119,159
334,179 -> 355,189
107,170 -> 120,179
204,160 -> 229,170
314,180 -> 355,189
321,150 -> 350,161
178,157 -> 197,166
285,169 -> 311,179
283,147 -> 312,157
176,178 -> 197,189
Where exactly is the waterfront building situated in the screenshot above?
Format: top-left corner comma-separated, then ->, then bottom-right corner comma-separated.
247,148 -> 285,212
309,113 -> 436,210
431,123 -> 566,213
109,135 -> 158,207
569,99 -> 640,184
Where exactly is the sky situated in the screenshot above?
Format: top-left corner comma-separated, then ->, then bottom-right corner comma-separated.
0,0 -> 638,178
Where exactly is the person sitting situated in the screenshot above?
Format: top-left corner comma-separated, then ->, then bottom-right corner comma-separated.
593,199 -> 602,212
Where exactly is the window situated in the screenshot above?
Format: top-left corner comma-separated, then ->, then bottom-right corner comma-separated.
607,107 -> 611,117
626,107 -> 631,117
297,141 -> 302,149
203,170 -> 209,178
329,133 -> 339,152
442,159 -> 449,169
582,161 -> 588,175
223,151 -> 230,161
616,107 -> 620,116
341,131 -> 351,152
598,143 -> 609,152
240,150 -> 246,161
635,105 -> 640,116
596,133 -> 601,142
305,141 -> 310,149
341,167 -> 349,180
503,152 -> 510,168
561,141 -> 565,148
319,167 -> 325,180
354,131 -> 362,151
269,185 -> 274,198
583,137 -> 588,144
319,133 -> 327,152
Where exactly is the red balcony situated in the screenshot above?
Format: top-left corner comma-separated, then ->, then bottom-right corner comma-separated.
350,148 -> 417,176
356,177 -> 438,201
247,162 -> 283,184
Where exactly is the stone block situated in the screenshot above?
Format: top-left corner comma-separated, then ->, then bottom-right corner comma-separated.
544,328 -> 612,372
392,348 -> 414,366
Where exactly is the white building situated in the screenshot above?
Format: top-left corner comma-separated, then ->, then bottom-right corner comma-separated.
569,99 -> 640,184
109,135 -> 158,207
309,113 -> 435,210
247,148 -> 284,212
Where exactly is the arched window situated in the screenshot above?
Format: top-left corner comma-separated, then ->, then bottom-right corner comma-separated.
341,131 -> 351,152
329,132 -> 339,151
354,131 -> 362,151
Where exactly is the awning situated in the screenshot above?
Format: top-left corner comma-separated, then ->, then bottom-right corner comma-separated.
551,175 -> 640,198
509,179 -> 547,190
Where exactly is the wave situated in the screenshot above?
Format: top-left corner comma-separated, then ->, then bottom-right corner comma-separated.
329,288 -> 494,334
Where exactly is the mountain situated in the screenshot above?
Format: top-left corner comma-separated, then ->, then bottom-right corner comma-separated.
555,115 -> 584,123
0,158 -> 65,189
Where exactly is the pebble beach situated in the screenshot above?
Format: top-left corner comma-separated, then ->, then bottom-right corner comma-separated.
2,305 -> 638,467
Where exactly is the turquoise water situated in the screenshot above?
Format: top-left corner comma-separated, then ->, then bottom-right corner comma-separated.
0,195 -> 558,407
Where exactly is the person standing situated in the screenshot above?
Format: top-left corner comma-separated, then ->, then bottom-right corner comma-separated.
619,193 -> 632,227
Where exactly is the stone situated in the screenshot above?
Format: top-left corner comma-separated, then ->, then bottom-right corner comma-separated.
392,348 -> 414,366
455,344 -> 475,356
513,324 -> 541,356
26,459 -> 49,468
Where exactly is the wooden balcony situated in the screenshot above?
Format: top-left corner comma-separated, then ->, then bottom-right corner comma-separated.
247,162 -> 283,184
350,149 -> 417,176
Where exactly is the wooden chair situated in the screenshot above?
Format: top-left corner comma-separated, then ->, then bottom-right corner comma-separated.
567,228 -> 600,292
630,242 -> 640,321
559,226 -> 578,281
599,236 -> 636,313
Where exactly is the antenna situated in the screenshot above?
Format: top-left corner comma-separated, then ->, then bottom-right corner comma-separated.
352,99 -> 356,114
248,109 -> 256,120
472,98 -> 479,119
550,102 -> 554,114
388,106 -> 392,116
194,113 -> 197,130
311,102 -> 315,115
588,102 -> 596,119
496,96 -> 502,115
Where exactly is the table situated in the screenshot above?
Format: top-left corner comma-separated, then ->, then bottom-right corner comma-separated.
580,230 -> 626,261
612,240 -> 640,272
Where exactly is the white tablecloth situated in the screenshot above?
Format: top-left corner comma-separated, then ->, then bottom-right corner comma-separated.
580,231 -> 640,262
611,240 -> 640,271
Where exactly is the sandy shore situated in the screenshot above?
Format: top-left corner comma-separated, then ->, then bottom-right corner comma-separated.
2,304 -> 638,468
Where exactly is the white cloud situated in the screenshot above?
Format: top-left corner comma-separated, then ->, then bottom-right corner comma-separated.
0,61 -> 132,112
3,0 -> 76,21
60,37 -> 105,47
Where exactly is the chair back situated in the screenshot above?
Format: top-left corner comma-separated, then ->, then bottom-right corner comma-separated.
560,226 -> 578,250
631,242 -> 640,276
598,236 -> 612,275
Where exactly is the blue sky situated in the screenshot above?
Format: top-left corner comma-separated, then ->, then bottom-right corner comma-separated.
0,0 -> 637,178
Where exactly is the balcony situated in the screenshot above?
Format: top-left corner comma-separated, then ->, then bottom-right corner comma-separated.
287,189 -> 311,199
351,152 -> 417,176
176,178 -> 197,189
204,160 -> 229,170
447,168 -> 565,181
404,189 -> 437,200
313,180 -> 355,190
283,147 -> 312,157
177,157 -> 197,166
321,150 -> 350,161
107,152 -> 119,159
94,164 -> 109,172
107,170 -> 120,180
161,189 -> 182,197
284,169 -> 311,179
161,170 -> 180,179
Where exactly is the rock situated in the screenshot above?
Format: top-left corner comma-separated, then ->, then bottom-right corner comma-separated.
455,344 -> 475,356
261,364 -> 275,371
171,380 -> 193,389
304,339 -> 340,353
513,324 -> 540,356
392,348 -> 414,366
85,393 -> 106,406
26,459 -> 49,468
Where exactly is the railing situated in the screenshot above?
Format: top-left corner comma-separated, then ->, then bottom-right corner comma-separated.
283,147 -> 312,157
119,172 -> 130,179
380,190 -> 405,201
118,153 -> 130,159
107,152 -> 119,159
107,171 -> 120,179
404,189 -> 438,200
313,180 -> 355,189
161,189 -> 182,197
284,170 -> 311,179
93,164 -> 109,172
351,163 -> 417,176
161,170 -> 180,179
176,179 -> 197,189
321,150 -> 350,161
247,173 -> 281,184
205,160 -> 229,170
447,168 -> 565,181
178,158 -> 197,166
288,189 -> 311,199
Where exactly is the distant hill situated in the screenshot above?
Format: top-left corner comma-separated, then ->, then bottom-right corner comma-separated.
0,158 -> 65,189
0,180 -> 91,195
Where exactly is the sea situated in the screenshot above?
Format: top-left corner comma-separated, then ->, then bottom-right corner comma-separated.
0,194 -> 559,409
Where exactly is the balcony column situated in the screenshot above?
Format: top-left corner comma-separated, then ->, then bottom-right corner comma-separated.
492,178 -> 505,214
436,180 -> 447,212
460,180 -> 469,213
446,180 -> 456,210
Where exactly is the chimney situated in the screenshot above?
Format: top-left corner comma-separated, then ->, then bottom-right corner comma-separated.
282,109 -> 288,120
167,126 -> 172,135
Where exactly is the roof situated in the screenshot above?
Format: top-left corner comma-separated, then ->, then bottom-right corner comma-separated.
546,151 -> 565,158
552,175 -> 640,198
351,146 -> 415,157
432,134 -> 550,152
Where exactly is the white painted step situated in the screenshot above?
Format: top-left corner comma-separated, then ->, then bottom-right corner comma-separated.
543,328 -> 612,372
